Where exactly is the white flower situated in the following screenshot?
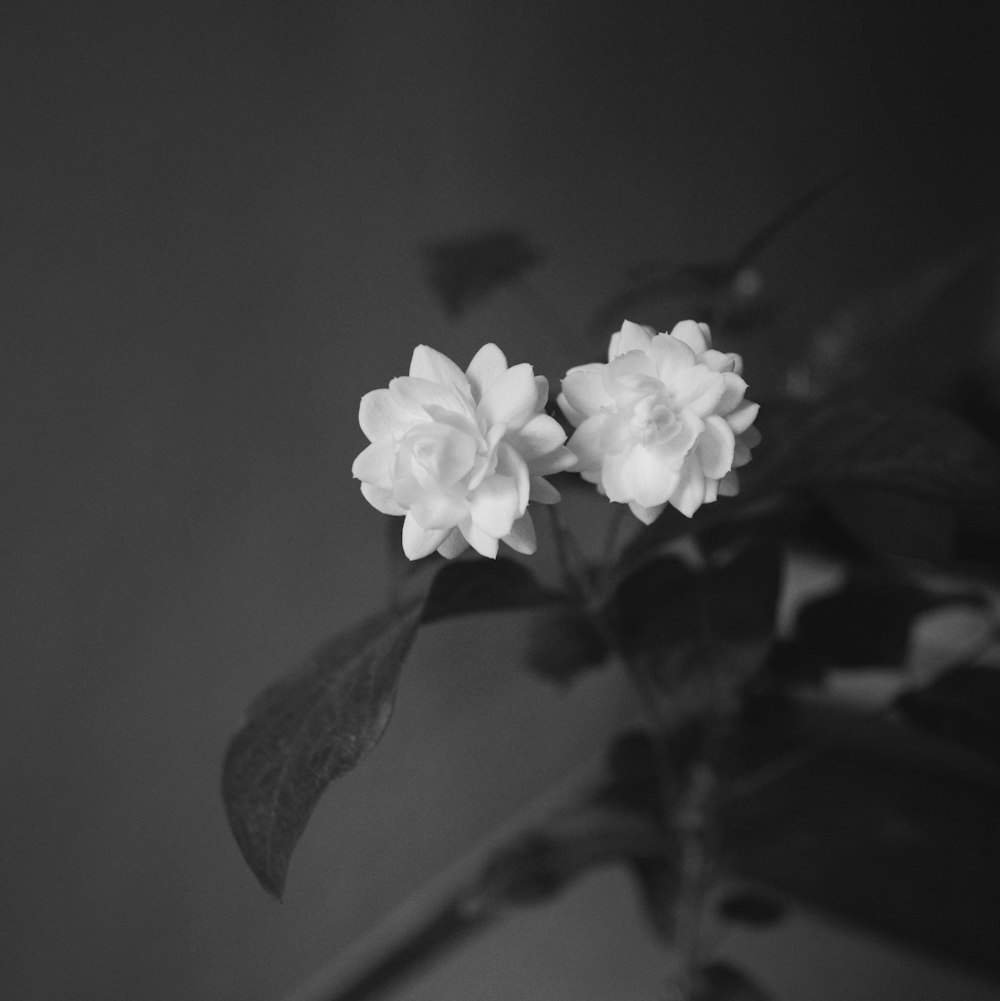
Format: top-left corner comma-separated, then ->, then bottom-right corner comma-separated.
557,320 -> 760,523
353,343 -> 576,560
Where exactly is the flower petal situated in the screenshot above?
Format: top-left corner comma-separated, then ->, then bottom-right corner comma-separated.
649,331 -> 698,376
628,500 -> 665,525
408,488 -> 468,529
566,417 -> 608,474
670,456 -> 707,517
621,443 -> 682,508
478,362 -> 539,429
609,320 -> 655,360
506,412 -> 566,462
402,514 -> 450,560
470,473 -> 521,539
436,528 -> 469,559
409,344 -> 470,393
391,376 -> 469,417
466,342 -> 508,401
670,320 -> 711,354
359,388 -> 410,441
503,512 -> 537,555
529,476 -> 561,504
719,470 -> 740,496
559,365 -> 611,425
670,365 -> 726,417
461,519 -> 499,559
351,438 -> 396,487
696,415 -> 736,480
360,482 -> 406,515
716,372 -> 748,415
726,400 -> 759,434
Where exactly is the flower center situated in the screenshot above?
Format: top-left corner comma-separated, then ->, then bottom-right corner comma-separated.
629,394 -> 680,446
407,422 -> 478,488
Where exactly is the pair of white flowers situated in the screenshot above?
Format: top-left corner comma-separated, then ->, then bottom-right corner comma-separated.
352,320 -> 761,560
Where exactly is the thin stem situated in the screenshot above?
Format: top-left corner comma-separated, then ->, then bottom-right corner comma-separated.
669,761 -> 717,1000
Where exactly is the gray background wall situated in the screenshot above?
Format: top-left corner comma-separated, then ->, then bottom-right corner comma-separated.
3,2 -> 998,999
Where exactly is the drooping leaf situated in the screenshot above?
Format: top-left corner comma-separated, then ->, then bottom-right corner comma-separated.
222,600 -> 424,898
422,557 -> 562,624
896,665 -> 1000,765
421,229 -> 540,316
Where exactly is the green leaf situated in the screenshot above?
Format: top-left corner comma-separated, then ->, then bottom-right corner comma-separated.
421,229 -> 540,316
222,600 -> 424,898
422,557 -> 561,623
896,666 -> 1000,765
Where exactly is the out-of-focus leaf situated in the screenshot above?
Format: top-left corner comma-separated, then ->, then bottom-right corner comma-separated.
716,886 -> 788,926
693,962 -> 772,1001
421,229 -> 540,316
749,396 -> 1000,515
222,600 -> 424,898
789,568 -> 980,672
588,171 -> 848,342
524,605 -> 608,687
610,542 -> 782,714
815,483 -> 956,562
801,244 -> 989,397
422,557 -> 561,623
725,699 -> 1000,976
896,665 -> 1000,765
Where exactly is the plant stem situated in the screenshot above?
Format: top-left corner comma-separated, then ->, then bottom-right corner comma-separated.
669,761 -> 717,1000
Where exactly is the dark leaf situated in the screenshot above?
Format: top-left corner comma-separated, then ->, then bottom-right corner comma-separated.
588,171 -> 848,342
725,698 -> 1000,975
789,568 -> 975,672
694,961 -> 772,1001
801,244 -> 989,397
422,557 -> 561,624
814,483 -> 956,562
749,396 -> 1000,514
524,605 -> 608,687
421,229 -> 540,316
896,665 -> 1000,765
222,600 -> 424,898
716,887 -> 788,926
610,542 -> 781,713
